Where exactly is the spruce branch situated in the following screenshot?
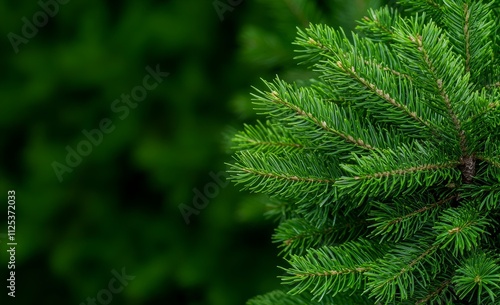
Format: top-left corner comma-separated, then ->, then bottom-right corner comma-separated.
274,217 -> 369,256
228,150 -> 341,206
414,277 -> 454,304
232,120 -> 326,154
229,0 -> 500,304
434,204 -> 491,256
369,194 -> 456,242
365,240 -> 443,303
394,17 -> 470,137
441,0 -> 495,85
356,6 -> 400,42
282,239 -> 388,300
453,252 -> 500,304
399,0 -> 444,21
297,25 -> 442,139
336,143 -> 461,202
253,78 -> 397,152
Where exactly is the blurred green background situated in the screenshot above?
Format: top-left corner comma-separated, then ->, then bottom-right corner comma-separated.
0,0 -> 385,304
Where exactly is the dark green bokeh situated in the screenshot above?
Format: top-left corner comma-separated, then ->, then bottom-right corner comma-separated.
0,1 -> 383,304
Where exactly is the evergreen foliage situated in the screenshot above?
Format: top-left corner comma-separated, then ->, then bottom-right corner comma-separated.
229,0 -> 500,304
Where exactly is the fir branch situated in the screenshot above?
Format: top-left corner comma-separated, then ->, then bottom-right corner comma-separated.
299,25 -> 444,139
435,77 -> 463,147
442,0 -> 495,86
462,184 -> 500,211
229,151 -> 340,203
297,24 -> 411,82
412,32 -> 467,154
240,167 -> 335,184
399,0 -> 444,21
415,278 -> 453,304
366,241 -> 442,303
294,267 -> 370,278
269,89 -> 375,150
476,139 -> 500,170
279,219 -> 335,248
282,240 -> 388,300
233,120 -> 329,154
369,194 -> 456,242
394,16 -> 485,183
228,1 -> 500,304
305,34 -> 413,81
459,159 -> 500,210
381,196 -> 454,226
394,18 -> 470,122
356,6 -> 398,41
337,143 -> 461,201
453,252 -> 500,304
274,217 -> 369,256
463,92 -> 500,152
351,162 -> 456,180
254,78 -> 400,152
264,198 -> 296,223
434,204 -> 491,256
335,60 -> 434,134
364,58 -> 412,81
465,94 -> 499,127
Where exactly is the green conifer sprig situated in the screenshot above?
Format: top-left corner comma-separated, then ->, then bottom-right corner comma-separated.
453,252 -> 500,304
229,0 -> 500,304
274,216 -> 369,256
367,193 -> 456,242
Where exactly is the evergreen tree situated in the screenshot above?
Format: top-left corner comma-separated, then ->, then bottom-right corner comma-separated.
229,0 -> 500,304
